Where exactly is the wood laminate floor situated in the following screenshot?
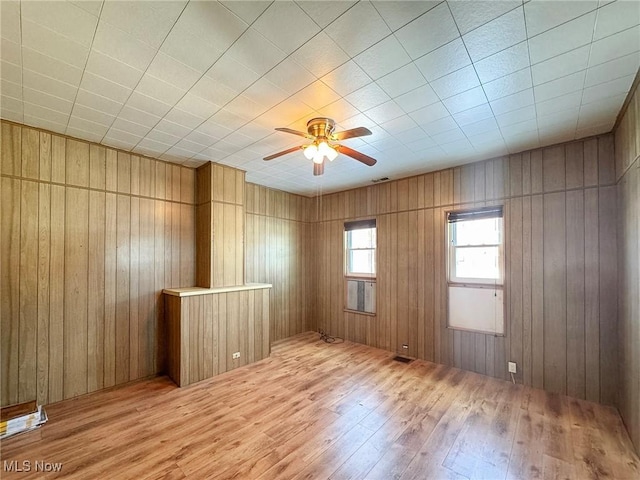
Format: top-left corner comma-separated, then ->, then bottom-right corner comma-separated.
1,332 -> 638,479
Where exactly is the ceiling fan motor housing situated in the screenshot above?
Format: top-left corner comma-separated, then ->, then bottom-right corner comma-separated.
307,117 -> 335,140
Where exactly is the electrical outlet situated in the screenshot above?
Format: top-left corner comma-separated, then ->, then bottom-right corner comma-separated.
402,344 -> 408,349
508,361 -> 517,373
232,352 -> 240,360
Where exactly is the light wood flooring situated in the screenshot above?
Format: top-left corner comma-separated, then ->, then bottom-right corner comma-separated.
1,332 -> 638,479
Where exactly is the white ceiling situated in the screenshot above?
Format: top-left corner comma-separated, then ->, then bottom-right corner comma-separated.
1,1 -> 639,196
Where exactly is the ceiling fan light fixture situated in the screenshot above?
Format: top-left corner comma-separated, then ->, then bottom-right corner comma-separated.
303,144 -> 317,160
326,146 -> 338,161
312,152 -> 324,164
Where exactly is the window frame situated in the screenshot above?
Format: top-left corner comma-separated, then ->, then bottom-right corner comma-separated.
446,207 -> 505,287
344,219 -> 377,280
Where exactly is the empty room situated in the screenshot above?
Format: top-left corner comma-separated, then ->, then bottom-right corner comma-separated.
1,0 -> 639,478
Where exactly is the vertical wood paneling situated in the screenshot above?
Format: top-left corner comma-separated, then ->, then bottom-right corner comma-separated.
37,183 -> 50,404
87,191 -> 105,393
64,187 -> 89,398
48,185 -> 65,402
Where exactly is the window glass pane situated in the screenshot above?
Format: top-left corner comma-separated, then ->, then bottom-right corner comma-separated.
454,218 -> 501,246
348,228 -> 376,249
454,246 -> 500,279
348,249 -> 375,275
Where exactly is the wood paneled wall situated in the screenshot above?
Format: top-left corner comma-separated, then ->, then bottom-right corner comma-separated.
164,288 -> 270,387
314,134 -> 619,405
195,162 -> 245,287
0,121 -> 196,407
245,183 -> 316,342
615,79 -> 640,453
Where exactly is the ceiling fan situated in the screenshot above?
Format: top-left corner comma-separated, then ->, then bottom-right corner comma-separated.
263,117 -> 377,176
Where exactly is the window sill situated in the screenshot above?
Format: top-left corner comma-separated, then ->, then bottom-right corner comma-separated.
344,309 -> 376,317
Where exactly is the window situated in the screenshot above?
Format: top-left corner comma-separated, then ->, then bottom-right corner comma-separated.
344,220 -> 376,314
448,207 -> 504,285
344,220 -> 376,278
447,207 -> 504,335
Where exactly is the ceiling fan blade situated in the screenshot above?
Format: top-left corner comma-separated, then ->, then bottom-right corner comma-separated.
263,146 -> 302,161
336,145 -> 377,166
331,127 -> 372,141
313,162 -> 324,176
275,127 -> 314,139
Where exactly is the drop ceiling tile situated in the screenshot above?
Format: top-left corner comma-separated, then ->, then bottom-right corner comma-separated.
578,93 -> 626,125
535,91 -> 582,117
594,0 -> 640,41
379,115 -> 417,135
589,26 -> 640,66
345,83 -> 392,111
135,73 -> 185,105
528,11 -> 597,64
243,78 -> 289,111
584,53 -> 640,88
452,103 -> 494,126
415,38 -> 471,83
499,118 -> 538,136
462,7 -> 525,62
324,1 -> 391,57
1,1 -> 21,43
1,79 -> 22,100
430,65 -> 480,99
21,18 -> 90,69
66,125 -> 105,143
394,84 -> 440,114
164,107 -> 207,130
174,138 -> 206,154
376,63 -> 426,98
365,100 -> 405,124
496,104 -> 537,127
581,74 -> 636,105
100,1 -> 181,49
225,94 -> 268,121
117,105 -> 160,128
69,1 -> 103,17
440,138 -> 474,156
258,98 -> 314,129
111,117 -> 152,137
524,0 -> 597,37
174,93 -> 220,120
76,89 -> 123,116
226,28 -> 287,77
253,2 -> 320,54
291,32 -> 350,79
154,118 -> 192,138
354,35 -> 411,80
394,126 -> 427,144
135,137 -> 172,156
317,98 -> 360,123
474,41 -> 530,83
534,71 -> 585,103
22,69 -> 78,102
226,127 -> 263,147
449,1 -> 520,35
432,127 -> 466,145
489,88 -> 535,115
372,0 -> 440,31
0,59 -> 21,84
483,67 -> 532,101
22,0 -> 98,47
208,109 -> 248,131
160,28 -> 222,74
406,136 -> 438,153
530,45 -> 590,85
294,81 -> 342,110
184,130 -> 217,148
145,128 -> 181,146
204,54 -> 260,96
537,107 -> 580,128
221,1 -> 270,24
442,86 -> 488,114
195,119 -> 234,142
1,38 -> 21,66
22,47 -> 83,86
81,71 -> 132,105
296,1 -> 356,29
23,102 -> 70,126
575,122 -> 614,140
23,113 -> 67,134
92,21 -> 156,71
264,58 -> 316,96
321,61 -> 372,97
409,102 -> 451,125
1,95 -> 23,114
23,87 -> 73,115
467,127 -> 504,146
85,50 -> 145,90
145,53 -> 201,91
126,91 -> 172,118
368,135 -> 403,152
395,3 -> 459,59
